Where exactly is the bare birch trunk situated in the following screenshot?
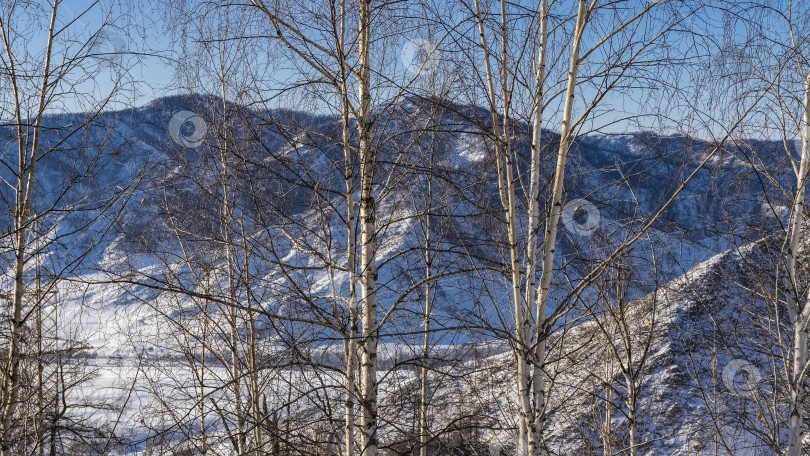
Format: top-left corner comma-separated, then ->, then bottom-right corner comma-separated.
526,2 -> 549,453
0,3 -> 58,453
624,372 -> 637,456
603,386 -> 612,455
787,70 -> 810,456
201,277 -> 209,455
531,2 -> 587,455
419,264 -> 431,456
356,1 -> 378,454
419,176 -> 433,456
332,2 -> 359,454
343,104 -> 359,456
241,231 -> 262,455
226,201 -> 245,456
472,0 -> 530,450
218,89 -> 245,454
491,2 -> 536,453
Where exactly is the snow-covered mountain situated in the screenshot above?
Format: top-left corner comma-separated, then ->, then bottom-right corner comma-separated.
0,94 -> 799,453
381,234 -> 795,454
8,93 -> 788,299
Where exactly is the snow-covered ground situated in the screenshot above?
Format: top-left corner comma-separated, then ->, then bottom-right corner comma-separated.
2,95 -> 797,454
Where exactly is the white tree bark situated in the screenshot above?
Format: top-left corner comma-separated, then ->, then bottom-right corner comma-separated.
216,84 -> 247,455
356,1 -> 378,454
0,3 -> 58,453
493,0 -> 532,449
786,70 -> 810,456
525,1 -> 549,453
241,232 -> 262,456
337,3 -> 359,453
530,2 -> 587,455
624,371 -> 638,456
419,194 -> 432,456
343,101 -> 360,456
473,0 -> 532,450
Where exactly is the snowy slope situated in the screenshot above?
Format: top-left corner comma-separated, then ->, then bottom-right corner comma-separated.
380,235 -> 798,454
0,94 -> 799,453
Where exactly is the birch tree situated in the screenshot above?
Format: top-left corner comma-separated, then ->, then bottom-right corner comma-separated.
466,0 -> 696,453
0,0 -> 142,453
715,4 -> 810,452
750,6 -> 810,451
782,68 -> 810,456
245,0 -> 382,451
581,246 -> 662,455
141,1 -> 469,453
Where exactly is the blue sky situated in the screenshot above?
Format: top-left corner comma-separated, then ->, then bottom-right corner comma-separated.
58,0 -> 176,111
23,0 -> 804,141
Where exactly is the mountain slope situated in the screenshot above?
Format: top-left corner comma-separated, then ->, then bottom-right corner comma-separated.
381,235 -> 795,454
0,95 -> 799,453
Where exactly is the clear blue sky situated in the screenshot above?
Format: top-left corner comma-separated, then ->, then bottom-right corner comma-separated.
37,0 -> 801,141
58,0 -> 177,111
